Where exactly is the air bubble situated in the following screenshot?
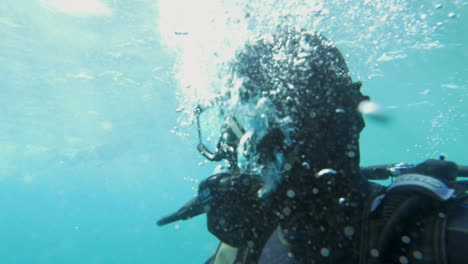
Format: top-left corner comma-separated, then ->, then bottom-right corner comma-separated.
287,189 -> 296,198
370,249 -> 380,258
338,197 -> 347,205
401,236 -> 411,244
283,207 -> 292,216
413,251 -> 423,260
420,89 -> 430,95
312,188 -> 319,194
448,12 -> 455,18
316,168 -> 337,178
347,151 -> 356,158
320,248 -> 330,257
344,226 -> 355,237
293,58 -> 306,65
358,100 -> 382,115
399,256 -> 409,264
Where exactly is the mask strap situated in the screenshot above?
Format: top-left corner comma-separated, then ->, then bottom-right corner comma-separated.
195,105 -> 226,161
194,105 -> 204,144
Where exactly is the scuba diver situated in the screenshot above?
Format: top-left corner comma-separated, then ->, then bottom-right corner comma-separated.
157,29 -> 468,264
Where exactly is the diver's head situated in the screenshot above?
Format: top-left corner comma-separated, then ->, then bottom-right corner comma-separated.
212,29 -> 369,195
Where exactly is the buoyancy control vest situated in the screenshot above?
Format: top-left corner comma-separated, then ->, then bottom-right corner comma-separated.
205,159 -> 468,264
362,174 -> 468,264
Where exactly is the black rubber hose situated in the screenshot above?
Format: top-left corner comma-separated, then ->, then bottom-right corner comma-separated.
376,196 -> 422,262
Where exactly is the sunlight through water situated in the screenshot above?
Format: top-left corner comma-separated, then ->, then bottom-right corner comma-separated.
39,0 -> 112,16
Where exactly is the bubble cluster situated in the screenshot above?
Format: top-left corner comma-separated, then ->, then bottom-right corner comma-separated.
158,0 -> 444,129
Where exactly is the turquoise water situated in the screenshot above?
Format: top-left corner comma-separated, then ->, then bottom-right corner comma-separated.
0,0 -> 467,263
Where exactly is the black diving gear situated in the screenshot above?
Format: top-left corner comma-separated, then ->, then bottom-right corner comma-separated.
361,158 -> 467,181
156,196 -> 204,226
158,172 -> 276,251
156,159 -> 468,227
252,180 -> 468,264
199,159 -> 468,264
158,159 -> 468,264
199,173 -> 276,248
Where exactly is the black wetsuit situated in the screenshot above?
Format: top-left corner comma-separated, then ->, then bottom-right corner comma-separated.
252,207 -> 468,264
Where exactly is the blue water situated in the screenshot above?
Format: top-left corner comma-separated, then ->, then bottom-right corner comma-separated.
0,0 -> 467,263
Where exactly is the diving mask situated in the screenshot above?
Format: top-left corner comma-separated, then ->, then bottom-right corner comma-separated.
196,102 -> 288,194
196,105 -> 245,168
